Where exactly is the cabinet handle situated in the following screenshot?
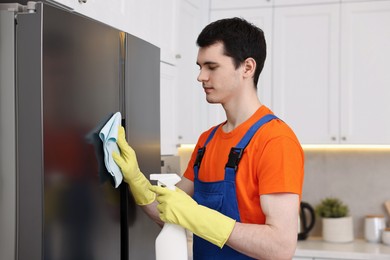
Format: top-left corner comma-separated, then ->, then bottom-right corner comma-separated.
79,0 -> 87,3
341,136 -> 347,141
331,136 -> 337,141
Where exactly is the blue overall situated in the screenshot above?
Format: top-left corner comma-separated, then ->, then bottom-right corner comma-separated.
192,114 -> 278,260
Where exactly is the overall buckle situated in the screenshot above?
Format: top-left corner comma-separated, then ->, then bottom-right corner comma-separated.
225,147 -> 244,170
194,147 -> 206,168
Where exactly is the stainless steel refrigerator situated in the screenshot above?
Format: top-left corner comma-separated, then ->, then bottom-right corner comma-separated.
0,2 -> 161,259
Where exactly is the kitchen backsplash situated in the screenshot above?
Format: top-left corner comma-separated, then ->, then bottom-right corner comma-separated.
163,148 -> 390,239
303,149 -> 390,238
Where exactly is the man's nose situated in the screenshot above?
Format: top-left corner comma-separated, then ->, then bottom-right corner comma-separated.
197,69 -> 208,82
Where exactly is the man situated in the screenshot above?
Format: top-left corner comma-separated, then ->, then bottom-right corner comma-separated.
114,17 -> 304,260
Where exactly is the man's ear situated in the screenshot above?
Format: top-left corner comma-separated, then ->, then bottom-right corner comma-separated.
242,58 -> 256,78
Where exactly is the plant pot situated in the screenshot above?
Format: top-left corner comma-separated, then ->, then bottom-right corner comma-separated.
322,216 -> 354,243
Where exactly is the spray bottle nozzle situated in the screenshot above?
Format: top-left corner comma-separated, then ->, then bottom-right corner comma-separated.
150,173 -> 181,190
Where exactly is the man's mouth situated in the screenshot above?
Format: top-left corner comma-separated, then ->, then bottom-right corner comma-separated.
203,87 -> 213,94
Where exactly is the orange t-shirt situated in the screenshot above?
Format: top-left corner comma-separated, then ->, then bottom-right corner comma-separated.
183,105 -> 304,224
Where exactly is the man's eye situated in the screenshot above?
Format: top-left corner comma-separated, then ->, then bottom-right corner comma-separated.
208,66 -> 217,70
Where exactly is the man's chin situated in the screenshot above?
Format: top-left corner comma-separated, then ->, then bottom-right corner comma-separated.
205,96 -> 218,104
206,99 -> 219,104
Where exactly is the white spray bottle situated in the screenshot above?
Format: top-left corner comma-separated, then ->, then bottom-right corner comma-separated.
150,173 -> 188,260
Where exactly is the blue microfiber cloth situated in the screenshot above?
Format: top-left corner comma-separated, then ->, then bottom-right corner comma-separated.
99,111 -> 123,188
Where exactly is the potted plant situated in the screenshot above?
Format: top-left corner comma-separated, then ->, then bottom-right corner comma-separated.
315,197 -> 354,243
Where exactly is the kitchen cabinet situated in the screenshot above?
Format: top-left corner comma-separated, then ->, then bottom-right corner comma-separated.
209,0 -> 390,145
160,63 -> 178,155
273,0 -> 390,144
175,0 -> 210,145
209,7 -> 274,126
339,1 -> 390,144
155,0 -> 178,64
272,3 -> 340,144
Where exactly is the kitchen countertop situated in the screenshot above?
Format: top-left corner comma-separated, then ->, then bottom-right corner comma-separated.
295,237 -> 390,259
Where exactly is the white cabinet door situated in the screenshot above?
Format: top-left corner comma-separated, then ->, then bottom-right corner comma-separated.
158,0 -> 178,64
160,63 -> 178,155
209,7 -> 273,127
124,0 -> 178,64
340,1 -> 390,144
175,0 -> 209,144
273,4 -> 340,144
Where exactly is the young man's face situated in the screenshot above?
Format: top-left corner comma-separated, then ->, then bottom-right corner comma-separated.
196,42 -> 243,105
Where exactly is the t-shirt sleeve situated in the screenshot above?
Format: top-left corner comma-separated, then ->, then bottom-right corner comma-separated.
182,145 -> 199,182
257,135 -> 304,196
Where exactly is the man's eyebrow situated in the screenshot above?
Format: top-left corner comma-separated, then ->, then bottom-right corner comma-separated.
196,61 -> 218,66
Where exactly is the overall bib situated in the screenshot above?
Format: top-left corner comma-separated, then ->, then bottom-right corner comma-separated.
192,114 -> 278,260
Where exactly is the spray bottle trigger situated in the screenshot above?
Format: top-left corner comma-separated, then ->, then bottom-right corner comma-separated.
150,173 -> 181,190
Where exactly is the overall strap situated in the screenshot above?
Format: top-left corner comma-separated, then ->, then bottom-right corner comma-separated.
225,114 -> 278,175
193,124 -> 221,173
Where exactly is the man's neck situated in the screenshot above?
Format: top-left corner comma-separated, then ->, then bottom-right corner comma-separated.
222,96 -> 262,133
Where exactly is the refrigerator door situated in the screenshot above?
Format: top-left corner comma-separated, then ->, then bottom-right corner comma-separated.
125,34 -> 161,259
43,4 -> 124,260
15,3 -> 123,259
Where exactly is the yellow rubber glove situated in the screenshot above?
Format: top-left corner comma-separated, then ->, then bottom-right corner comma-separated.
112,126 -> 155,205
149,185 -> 236,248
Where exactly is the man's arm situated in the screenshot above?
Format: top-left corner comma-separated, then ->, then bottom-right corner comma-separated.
227,193 -> 299,260
176,176 -> 194,196
177,177 -> 299,259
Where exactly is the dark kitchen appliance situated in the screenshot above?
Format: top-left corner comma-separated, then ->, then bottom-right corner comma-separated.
298,201 -> 316,240
0,2 -> 160,259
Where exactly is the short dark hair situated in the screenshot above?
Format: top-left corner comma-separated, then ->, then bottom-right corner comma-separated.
196,17 -> 266,87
